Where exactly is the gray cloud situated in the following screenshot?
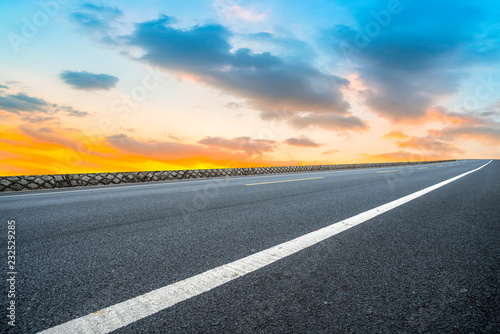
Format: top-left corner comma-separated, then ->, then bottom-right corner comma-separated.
66,10 -> 375,132
60,70 -> 119,91
59,105 -> 90,117
39,127 -> 54,133
0,93 -> 49,114
241,32 -> 315,60
116,16 -> 366,132
0,91 -> 90,119
327,0 -> 499,121
198,136 -> 276,155
432,125 -> 500,145
397,136 -> 464,154
362,69 -> 466,121
289,113 -> 369,131
284,136 -> 321,147
21,116 -> 58,123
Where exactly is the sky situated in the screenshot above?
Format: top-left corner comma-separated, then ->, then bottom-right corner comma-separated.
0,0 -> 499,176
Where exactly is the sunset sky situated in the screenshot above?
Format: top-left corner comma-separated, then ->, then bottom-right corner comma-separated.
1,0 -> 499,176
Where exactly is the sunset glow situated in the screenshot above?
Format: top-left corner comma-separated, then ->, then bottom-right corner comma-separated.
1,0 -> 499,176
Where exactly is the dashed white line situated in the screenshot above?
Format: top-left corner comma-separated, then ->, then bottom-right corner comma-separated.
37,160 -> 492,334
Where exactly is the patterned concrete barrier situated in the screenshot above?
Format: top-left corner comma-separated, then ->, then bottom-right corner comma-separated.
0,160 -> 454,192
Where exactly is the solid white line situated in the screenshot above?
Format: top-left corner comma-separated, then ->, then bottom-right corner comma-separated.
37,160 -> 491,334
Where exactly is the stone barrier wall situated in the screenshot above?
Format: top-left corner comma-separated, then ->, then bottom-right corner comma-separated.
0,160 -> 454,192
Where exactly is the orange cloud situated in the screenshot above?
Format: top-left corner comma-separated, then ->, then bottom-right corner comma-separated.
178,73 -> 199,82
322,149 -> 339,155
382,130 -> 409,140
397,136 -> 464,154
424,107 -> 483,125
430,125 -> 500,146
0,127 -> 291,176
362,151 -> 447,163
106,133 -> 284,167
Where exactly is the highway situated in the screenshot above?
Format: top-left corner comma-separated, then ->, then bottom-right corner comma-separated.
1,159 -> 499,333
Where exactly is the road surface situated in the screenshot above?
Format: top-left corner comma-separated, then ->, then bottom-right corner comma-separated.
1,159 -> 499,333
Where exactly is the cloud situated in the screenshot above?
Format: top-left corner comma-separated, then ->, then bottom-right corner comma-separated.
80,2 -> 122,16
198,136 -> 276,155
0,84 -> 8,89
363,151 -> 442,162
60,70 -> 119,91
284,136 -> 321,147
322,149 -> 339,155
59,105 -> 90,117
0,127 -> 305,177
21,116 -> 57,123
0,93 -> 49,114
242,32 -> 315,60
225,102 -> 245,110
289,113 -> 369,131
486,99 -> 500,112
19,125 -> 80,149
382,130 -> 408,140
166,133 -> 183,141
119,15 -> 364,132
213,1 -> 266,21
70,2 -> 123,43
327,0 -> 500,121
423,106 -> 500,146
425,107 -> 490,125
432,125 -> 500,145
224,4 -> 266,21
0,91 -> 90,119
107,134 -> 206,159
38,127 -> 54,133
106,134 -> 283,166
397,136 -> 464,154
120,127 -> 136,133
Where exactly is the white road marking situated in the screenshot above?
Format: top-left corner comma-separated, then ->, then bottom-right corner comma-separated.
37,160 -> 492,334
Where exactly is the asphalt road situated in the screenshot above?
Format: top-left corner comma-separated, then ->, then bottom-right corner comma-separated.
1,160 -> 499,333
